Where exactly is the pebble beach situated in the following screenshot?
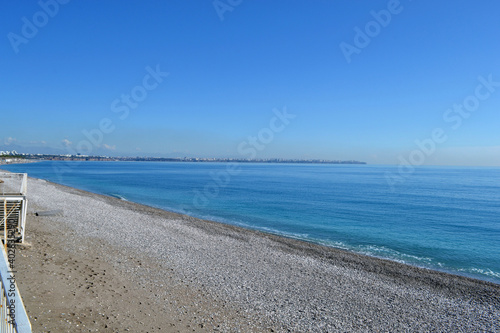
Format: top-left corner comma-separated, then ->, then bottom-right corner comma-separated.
11,175 -> 500,332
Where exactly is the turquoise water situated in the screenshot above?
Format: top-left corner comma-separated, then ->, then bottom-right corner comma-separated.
3,161 -> 500,284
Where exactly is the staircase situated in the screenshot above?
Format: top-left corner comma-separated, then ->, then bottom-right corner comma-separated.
0,199 -> 26,242
0,173 -> 28,244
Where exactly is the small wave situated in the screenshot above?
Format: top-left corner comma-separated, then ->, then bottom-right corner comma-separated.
109,193 -> 128,201
458,267 -> 500,279
256,226 -> 310,240
186,214 -> 313,241
357,245 -> 434,263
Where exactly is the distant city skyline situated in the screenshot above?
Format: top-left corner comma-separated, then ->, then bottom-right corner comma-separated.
0,152 -> 368,166
2,1 -> 500,166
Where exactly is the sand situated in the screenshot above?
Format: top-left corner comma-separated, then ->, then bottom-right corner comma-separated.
8,174 -> 500,332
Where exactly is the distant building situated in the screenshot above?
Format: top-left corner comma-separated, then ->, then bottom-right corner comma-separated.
0,150 -> 17,156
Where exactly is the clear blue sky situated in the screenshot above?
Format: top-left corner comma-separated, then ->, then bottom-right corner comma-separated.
1,0 -> 499,165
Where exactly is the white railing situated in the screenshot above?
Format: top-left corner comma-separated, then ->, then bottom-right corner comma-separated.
19,175 -> 27,198
0,173 -> 27,196
0,220 -> 31,332
0,173 -> 32,332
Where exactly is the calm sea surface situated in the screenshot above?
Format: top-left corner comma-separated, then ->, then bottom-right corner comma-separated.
3,161 -> 499,283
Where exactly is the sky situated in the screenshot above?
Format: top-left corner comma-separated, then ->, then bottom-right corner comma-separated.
1,0 -> 500,165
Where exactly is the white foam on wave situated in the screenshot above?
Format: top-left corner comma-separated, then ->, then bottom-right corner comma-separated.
459,267 -> 500,279
109,193 -> 128,201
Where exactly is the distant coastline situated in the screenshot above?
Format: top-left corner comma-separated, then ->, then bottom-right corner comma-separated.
1,154 -> 367,165
0,158 -> 39,165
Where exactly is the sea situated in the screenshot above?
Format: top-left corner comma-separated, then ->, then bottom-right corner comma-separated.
2,161 -> 499,284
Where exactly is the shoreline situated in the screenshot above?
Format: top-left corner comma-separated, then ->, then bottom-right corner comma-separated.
37,175 -> 500,289
81,187 -> 500,287
4,168 -> 498,285
4,171 -> 500,331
